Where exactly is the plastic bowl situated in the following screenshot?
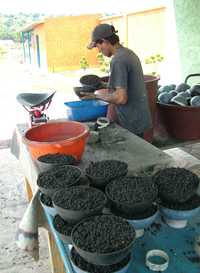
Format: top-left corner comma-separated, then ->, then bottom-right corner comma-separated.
127,208 -> 159,238
80,74 -> 101,89
36,153 -> 77,173
74,86 -> 95,95
109,204 -> 159,238
70,247 -> 131,273
85,160 -> 128,190
37,165 -> 82,198
40,193 -> 57,217
71,215 -> 136,265
160,206 -> 200,228
64,100 -> 108,122
105,177 -> 158,215
23,121 -> 89,161
52,186 -> 107,223
53,215 -> 74,244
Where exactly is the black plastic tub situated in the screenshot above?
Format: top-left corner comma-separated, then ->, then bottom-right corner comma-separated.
85,160 -> 128,190
80,74 -> 101,89
52,215 -> 75,244
109,204 -> 159,238
52,186 -> 107,223
37,165 -> 82,198
153,167 -> 199,203
36,153 -> 77,172
70,247 -> 131,273
105,176 -> 158,215
40,193 -> 56,217
71,214 -> 136,265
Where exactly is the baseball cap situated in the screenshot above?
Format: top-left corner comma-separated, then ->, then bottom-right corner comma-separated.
87,24 -> 117,49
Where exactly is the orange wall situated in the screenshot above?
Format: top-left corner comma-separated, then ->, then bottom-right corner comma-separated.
43,15 -> 99,72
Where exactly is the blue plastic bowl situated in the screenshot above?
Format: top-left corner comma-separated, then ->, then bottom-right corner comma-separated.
64,100 -> 108,122
160,206 -> 200,221
127,210 -> 159,230
160,206 -> 200,228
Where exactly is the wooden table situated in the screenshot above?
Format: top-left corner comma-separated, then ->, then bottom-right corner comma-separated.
11,122 -> 200,273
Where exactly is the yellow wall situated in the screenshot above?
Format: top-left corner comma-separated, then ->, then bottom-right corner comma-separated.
100,15 -> 125,45
100,8 -> 166,71
43,15 -> 99,72
127,8 -> 166,62
30,9 -> 166,72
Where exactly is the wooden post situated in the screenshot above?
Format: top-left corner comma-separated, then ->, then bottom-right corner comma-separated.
47,231 -> 66,273
24,177 -> 33,202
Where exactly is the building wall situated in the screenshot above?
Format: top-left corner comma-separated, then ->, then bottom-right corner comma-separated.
100,8 -> 166,72
127,8 -> 166,62
23,8 -> 173,77
33,23 -> 48,71
100,15 -> 126,45
44,15 -> 99,72
173,0 -> 200,82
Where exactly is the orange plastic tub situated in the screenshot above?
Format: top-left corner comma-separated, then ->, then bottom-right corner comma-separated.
23,121 -> 89,161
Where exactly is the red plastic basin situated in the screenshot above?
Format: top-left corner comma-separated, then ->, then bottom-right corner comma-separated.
157,102 -> 200,140
23,121 -> 89,161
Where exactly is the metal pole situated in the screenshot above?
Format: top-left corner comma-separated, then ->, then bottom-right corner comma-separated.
21,32 -> 26,62
28,31 -> 31,64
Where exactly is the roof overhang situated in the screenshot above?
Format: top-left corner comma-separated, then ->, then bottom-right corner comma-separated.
19,21 -> 44,32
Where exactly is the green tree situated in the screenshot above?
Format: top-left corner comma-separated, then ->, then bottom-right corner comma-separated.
0,13 -> 47,42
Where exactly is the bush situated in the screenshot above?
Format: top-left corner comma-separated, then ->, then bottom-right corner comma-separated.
97,52 -> 110,73
144,54 -> 164,76
0,46 -> 7,59
80,56 -> 89,70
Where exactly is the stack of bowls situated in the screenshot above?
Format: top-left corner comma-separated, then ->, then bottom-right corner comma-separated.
105,176 -> 159,238
153,167 -> 200,228
51,186 -> 107,245
70,214 -> 135,273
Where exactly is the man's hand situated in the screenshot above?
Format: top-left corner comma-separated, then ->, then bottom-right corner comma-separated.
79,92 -> 97,100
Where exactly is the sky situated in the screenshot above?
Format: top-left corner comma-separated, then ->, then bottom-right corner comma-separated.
0,0 -> 166,15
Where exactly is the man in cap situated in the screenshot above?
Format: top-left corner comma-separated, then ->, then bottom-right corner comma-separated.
82,23 -> 152,138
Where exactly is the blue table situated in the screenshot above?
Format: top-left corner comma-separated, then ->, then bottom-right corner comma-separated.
44,209 -> 200,273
